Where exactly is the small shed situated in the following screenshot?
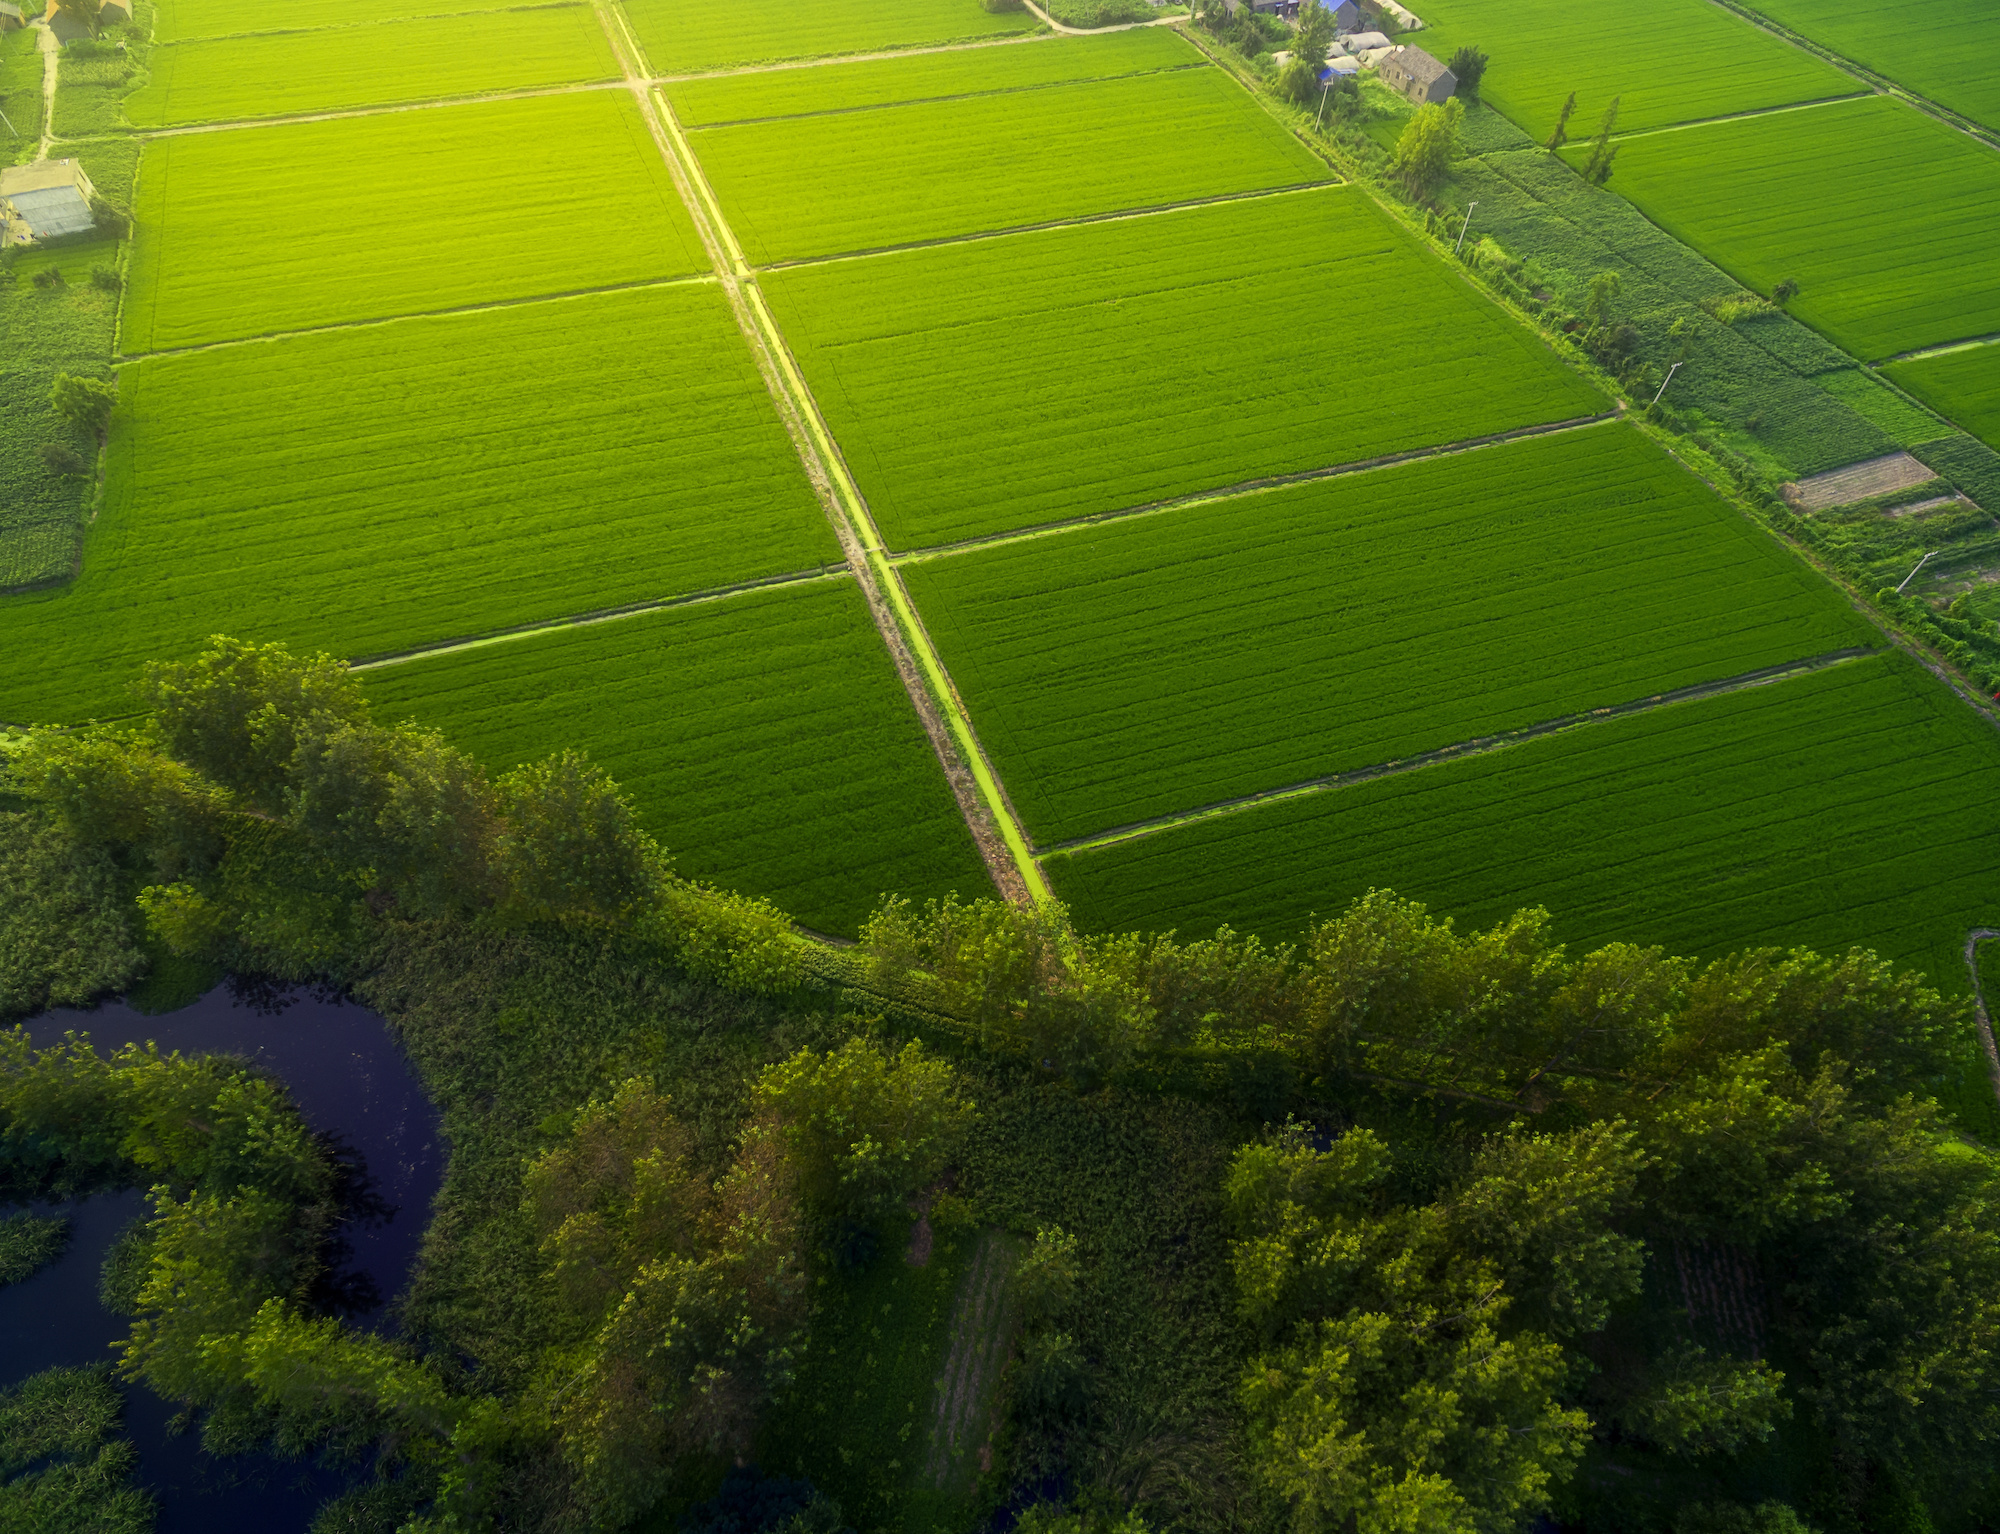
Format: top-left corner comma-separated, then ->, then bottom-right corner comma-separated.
0,5 -> 25,32
1324,54 -> 1360,78
1329,0 -> 1361,28
0,158 -> 97,246
97,0 -> 131,22
1380,43 -> 1455,104
1342,29 -> 1392,50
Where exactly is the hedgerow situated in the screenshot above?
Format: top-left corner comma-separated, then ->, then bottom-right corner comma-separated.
690,65 -> 1328,264
906,422 -> 1872,844
362,580 -> 993,937
761,185 -> 1603,547
0,283 -> 834,724
122,91 -> 706,352
124,5 -> 619,128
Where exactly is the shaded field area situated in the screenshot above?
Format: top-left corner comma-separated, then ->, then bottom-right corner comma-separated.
762,186 -> 1603,548
0,285 -> 835,723
123,90 -> 706,351
1591,96 -> 2000,361
362,580 -> 993,935
906,424 -> 1873,844
623,0 -> 1036,74
1046,652 -> 2000,996
665,26 -> 1195,125
1416,0 -> 1859,141
1737,0 -> 2000,132
125,5 -> 619,127
691,65 -> 1326,264
1886,345 -> 2000,458
154,0 -> 536,41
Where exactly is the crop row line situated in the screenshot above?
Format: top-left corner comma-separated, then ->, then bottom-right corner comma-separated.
748,177 -> 1341,274
1604,89 -> 1871,143
111,273 -> 720,363
146,0 -> 587,47
597,1 -> 1050,905
1701,0 -> 2000,153
348,566 -> 853,674
678,61 -> 1208,132
651,29 -> 1063,85
890,411 -> 1622,566
134,77 -> 634,140
1041,647 -> 1880,858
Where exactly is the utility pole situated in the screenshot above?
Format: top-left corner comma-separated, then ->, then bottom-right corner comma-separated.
1316,77 -> 1332,131
1895,550 -> 1940,595
1454,200 -> 1478,256
1650,360 -> 1682,405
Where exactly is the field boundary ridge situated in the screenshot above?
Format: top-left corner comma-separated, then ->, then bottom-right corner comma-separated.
605,0 -> 1051,906
1041,646 -> 1879,857
891,411 -> 1621,565
349,566 -> 853,672
1604,89 -> 1872,142
750,178 -> 1341,273
134,77 -> 632,139
114,273 -> 719,362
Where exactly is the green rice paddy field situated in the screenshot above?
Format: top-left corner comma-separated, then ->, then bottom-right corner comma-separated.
1415,0 -> 1860,142
153,0 -> 535,41
362,579 -> 992,935
1046,653 -> 2000,993
123,91 -> 705,351
665,27 -> 1195,125
124,6 -> 619,127
692,66 -> 1326,264
0,286 -> 835,723
1885,345 -> 2000,456
905,424 -> 1872,845
1738,0 -> 2000,132
1593,96 -> 2000,361
622,0 -> 1036,74
762,186 -> 1604,548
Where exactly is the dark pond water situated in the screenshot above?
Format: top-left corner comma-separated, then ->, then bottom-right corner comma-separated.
4,979 -> 444,1532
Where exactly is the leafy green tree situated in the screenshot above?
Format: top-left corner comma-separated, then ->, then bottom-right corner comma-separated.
1674,1502 -> 1817,1534
1447,45 -> 1488,99
1015,1225 -> 1080,1325
494,749 -> 663,923
1624,1346 -> 1790,1458
1772,278 -> 1800,305
1391,96 -> 1464,198
138,637 -> 367,813
1226,1123 -> 1597,1531
11,730 -> 226,879
1546,90 -> 1576,150
524,1080 -> 808,1526
1583,95 -> 1621,183
47,373 -> 115,436
752,1037 -> 971,1226
0,808 -> 145,1021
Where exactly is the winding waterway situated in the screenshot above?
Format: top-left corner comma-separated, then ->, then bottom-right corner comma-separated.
3,979 -> 443,1532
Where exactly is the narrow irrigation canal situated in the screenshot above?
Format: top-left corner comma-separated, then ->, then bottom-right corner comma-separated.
3,981 -> 442,1532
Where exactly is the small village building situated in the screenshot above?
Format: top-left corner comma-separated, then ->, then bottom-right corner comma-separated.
1341,29 -> 1392,50
1380,43 -> 1456,104
0,158 -> 97,247
47,0 -> 128,43
1328,0 -> 1361,29
97,0 -> 132,23
1324,54 -> 1361,79
0,5 -> 25,33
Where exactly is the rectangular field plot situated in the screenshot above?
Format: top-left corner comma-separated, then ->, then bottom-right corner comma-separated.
1885,345 -> 2000,456
1045,653 -> 2000,995
693,66 -> 1328,265
1416,0 -> 1859,142
761,187 -> 1604,547
125,7 -> 619,127
155,0 -> 532,42
1593,97 -> 2000,362
1738,0 -> 2000,133
124,91 -> 705,352
362,579 -> 994,935
667,27 -> 1199,126
623,0 -> 1035,74
906,424 -> 1873,845
0,285 -> 837,724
